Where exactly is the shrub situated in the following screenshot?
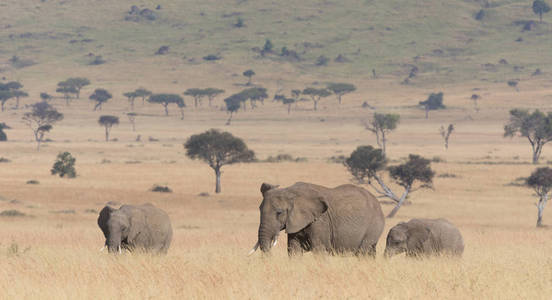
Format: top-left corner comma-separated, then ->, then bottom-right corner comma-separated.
151,185 -> 172,193
26,180 -> 39,185
51,152 -> 77,178
0,210 -> 26,217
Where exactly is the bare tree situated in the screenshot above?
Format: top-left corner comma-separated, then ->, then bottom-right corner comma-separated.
364,113 -> 400,158
22,102 -> 63,150
440,124 -> 454,149
504,109 -> 552,164
526,167 -> 552,227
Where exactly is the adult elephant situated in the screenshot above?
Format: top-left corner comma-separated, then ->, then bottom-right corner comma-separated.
98,203 -> 173,254
384,218 -> 464,258
249,182 -> 385,256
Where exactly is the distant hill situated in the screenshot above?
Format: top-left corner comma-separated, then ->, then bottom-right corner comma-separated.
0,0 -> 550,87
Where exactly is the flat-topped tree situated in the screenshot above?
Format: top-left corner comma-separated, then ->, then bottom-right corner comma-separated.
419,92 -> 445,119
177,98 -> 186,120
98,115 -> 119,142
533,0 -> 550,22
243,69 -> 255,85
148,93 -> 183,116
242,87 -> 268,109
40,92 -> 52,102
302,87 -> 331,111
203,88 -> 225,107
12,90 -> 28,109
345,146 -> 434,218
183,88 -> 206,108
90,88 -> 112,111
504,109 -> 552,164
282,97 -> 295,114
127,112 -> 137,131
22,102 -> 63,151
0,123 -> 8,141
3,81 -> 26,109
0,90 -> 13,112
135,88 -> 152,105
527,167 -> 552,227
224,94 -> 243,125
66,77 -> 90,98
364,113 -> 400,158
123,91 -> 138,111
184,129 -> 255,193
327,83 -> 356,105
57,81 -> 78,106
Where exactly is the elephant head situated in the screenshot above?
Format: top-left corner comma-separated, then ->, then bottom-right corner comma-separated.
384,222 -> 431,258
249,182 -> 328,254
98,206 -> 132,254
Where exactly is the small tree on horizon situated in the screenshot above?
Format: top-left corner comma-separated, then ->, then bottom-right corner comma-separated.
440,124 -> 454,150
66,77 -> 90,98
127,112 -> 137,131
363,113 -> 400,158
177,98 -> 186,120
345,146 -> 434,218
419,92 -> 445,119
224,94 -> 242,125
302,87 -> 331,111
123,91 -> 138,111
148,94 -> 183,116
533,0 -> 550,22
57,81 -> 78,106
184,129 -> 255,193
243,69 -> 255,86
135,88 -> 152,105
22,102 -> 63,151
526,167 -> 552,227
98,115 -> 119,142
184,88 -> 206,108
327,82 -> 356,105
89,88 -> 112,111
504,109 -> 552,164
51,152 -> 77,178
204,88 -> 225,107
0,90 -> 13,112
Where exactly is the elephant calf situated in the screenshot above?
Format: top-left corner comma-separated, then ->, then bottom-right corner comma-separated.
384,218 -> 464,258
98,203 -> 173,254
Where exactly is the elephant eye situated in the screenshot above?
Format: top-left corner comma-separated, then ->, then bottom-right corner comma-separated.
275,209 -> 284,215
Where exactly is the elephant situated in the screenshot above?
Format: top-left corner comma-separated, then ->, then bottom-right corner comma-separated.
384,218 -> 464,258
249,182 -> 385,256
97,203 -> 173,254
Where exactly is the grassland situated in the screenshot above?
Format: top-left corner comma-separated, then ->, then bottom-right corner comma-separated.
2,0 -> 552,299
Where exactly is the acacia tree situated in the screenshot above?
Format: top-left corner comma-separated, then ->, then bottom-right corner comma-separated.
224,94 -> 242,125
203,88 -> 225,107
123,91 -> 138,111
533,0 -> 550,22
184,129 -> 255,193
504,109 -> 552,164
40,92 -> 53,102
345,146 -> 434,218
57,81 -> 78,106
12,90 -> 28,109
90,88 -> 112,111
243,69 -> 255,85
22,102 -> 64,151
364,113 -> 400,158
327,82 -> 356,105
419,92 -> 445,119
177,98 -> 186,120
440,124 -> 454,149
135,88 -> 152,105
184,88 -> 206,108
66,77 -> 90,98
0,123 -> 8,141
127,112 -> 137,131
1,82 -> 26,109
242,87 -> 268,109
302,87 -> 331,111
0,90 -> 13,112
98,115 -> 119,142
527,167 -> 552,227
148,94 -> 183,116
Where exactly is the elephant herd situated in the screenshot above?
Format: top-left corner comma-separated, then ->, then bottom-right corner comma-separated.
98,182 -> 464,258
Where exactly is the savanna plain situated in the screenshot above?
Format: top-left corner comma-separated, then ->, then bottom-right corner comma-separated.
1,0 -> 552,299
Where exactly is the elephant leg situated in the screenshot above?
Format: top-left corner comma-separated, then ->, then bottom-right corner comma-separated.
287,233 -> 304,256
356,238 -> 377,257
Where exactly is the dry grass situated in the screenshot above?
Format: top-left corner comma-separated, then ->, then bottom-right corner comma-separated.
1,76 -> 552,299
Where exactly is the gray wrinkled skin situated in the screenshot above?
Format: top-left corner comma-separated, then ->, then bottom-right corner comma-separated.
255,182 -> 385,256
97,203 -> 173,254
385,218 -> 464,258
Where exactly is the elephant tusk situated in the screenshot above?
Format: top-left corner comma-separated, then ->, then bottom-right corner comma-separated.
271,236 -> 278,247
247,241 -> 259,256
118,245 -> 122,254
99,245 -> 106,252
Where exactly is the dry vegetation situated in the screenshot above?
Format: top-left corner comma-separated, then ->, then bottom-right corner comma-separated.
2,0 -> 552,298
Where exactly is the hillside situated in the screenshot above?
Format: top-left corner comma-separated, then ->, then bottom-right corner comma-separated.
1,0 -> 551,89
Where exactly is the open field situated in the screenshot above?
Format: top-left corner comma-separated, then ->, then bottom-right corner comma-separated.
2,0 -> 552,299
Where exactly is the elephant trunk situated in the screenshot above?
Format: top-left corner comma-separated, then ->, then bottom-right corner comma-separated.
258,225 -> 272,252
107,233 -> 122,254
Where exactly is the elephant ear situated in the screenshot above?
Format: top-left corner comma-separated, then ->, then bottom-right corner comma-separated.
127,207 -> 146,243
406,226 -> 431,251
285,195 -> 328,234
260,182 -> 279,196
97,206 -> 114,238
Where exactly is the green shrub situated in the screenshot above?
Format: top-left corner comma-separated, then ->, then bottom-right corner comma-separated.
51,152 -> 77,178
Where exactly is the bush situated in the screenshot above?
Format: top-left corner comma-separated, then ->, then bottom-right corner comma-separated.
89,55 -> 105,65
315,55 -> 329,66
51,152 -> 77,178
151,185 -> 172,193
0,157 -> 11,163
0,210 -> 26,217
203,54 -> 221,61
26,180 -> 39,185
